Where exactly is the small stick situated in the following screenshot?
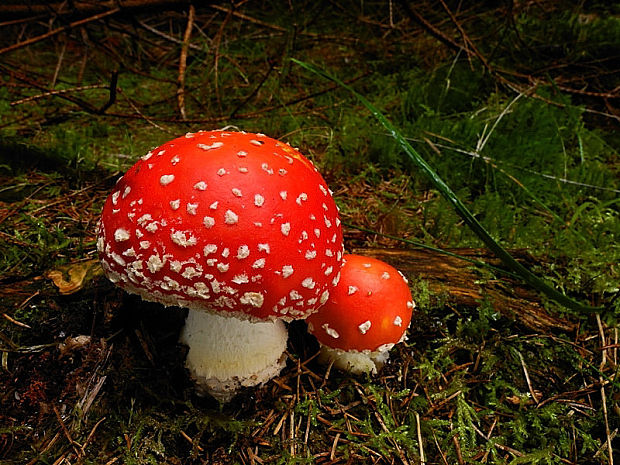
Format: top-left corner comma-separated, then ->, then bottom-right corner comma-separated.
229,63 -> 275,118
137,19 -> 202,51
118,88 -> 174,134
303,408 -> 311,447
0,14 -> 47,28
51,453 -> 67,465
1,63 -> 97,112
81,416 -> 106,455
432,430 -> 450,465
437,0 -> 490,70
517,350 -> 540,404
11,84 -> 108,106
246,446 -> 263,465
98,70 -> 118,114
494,442 -> 524,457
321,356 -> 334,388
480,417 -> 498,463
51,40 -> 66,88
450,422 -> 465,465
329,432 -> 340,461
612,327 -> 618,367
211,6 -> 232,109
53,405 -> 82,457
0,8 -> 120,56
180,430 -> 204,451
177,4 -> 195,120
426,389 -> 462,414
2,312 -> 31,329
397,1 -> 466,57
79,375 -> 107,416
26,431 -> 60,465
134,328 -> 156,366
17,290 -> 41,311
289,408 -> 295,457
374,411 -> 410,465
416,413 -> 425,465
209,4 -> 353,42
77,30 -> 88,84
272,411 -> 287,436
596,314 -> 614,465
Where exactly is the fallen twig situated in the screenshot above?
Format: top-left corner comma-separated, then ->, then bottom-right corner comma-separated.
596,314 -> 614,465
177,4 -> 195,120
0,0 -> 189,17
97,70 -> 119,114
10,84 -> 108,106
0,8 -> 121,56
53,405 -> 82,457
136,18 -> 203,51
416,412 -> 425,465
2,312 -> 32,329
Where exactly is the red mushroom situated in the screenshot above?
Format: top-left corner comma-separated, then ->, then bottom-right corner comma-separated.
306,254 -> 414,374
97,130 -> 344,401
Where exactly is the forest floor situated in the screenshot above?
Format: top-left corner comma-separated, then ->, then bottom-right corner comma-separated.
0,1 -> 619,464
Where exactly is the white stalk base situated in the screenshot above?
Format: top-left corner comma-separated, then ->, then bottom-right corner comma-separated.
318,344 -> 390,375
179,309 -> 288,402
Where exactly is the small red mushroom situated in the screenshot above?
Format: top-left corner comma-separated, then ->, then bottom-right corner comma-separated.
306,254 -> 414,374
97,130 -> 344,401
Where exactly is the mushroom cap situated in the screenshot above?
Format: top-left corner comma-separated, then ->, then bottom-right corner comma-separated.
97,130 -> 344,321
306,254 -> 414,352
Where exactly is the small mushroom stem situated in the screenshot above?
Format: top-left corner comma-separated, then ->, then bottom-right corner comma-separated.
179,309 -> 288,402
317,344 -> 391,375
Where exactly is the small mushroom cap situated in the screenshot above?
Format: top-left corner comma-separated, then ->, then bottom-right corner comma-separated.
97,130 -> 344,321
306,254 -> 414,352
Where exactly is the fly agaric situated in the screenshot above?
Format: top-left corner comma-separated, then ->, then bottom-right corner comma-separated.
97,130 -> 344,401
306,254 -> 414,374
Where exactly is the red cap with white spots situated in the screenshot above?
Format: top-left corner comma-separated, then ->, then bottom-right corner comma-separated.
97,130 -> 344,321
306,254 -> 414,353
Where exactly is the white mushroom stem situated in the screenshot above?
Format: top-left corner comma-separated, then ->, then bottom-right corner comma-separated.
317,343 -> 394,375
179,309 -> 288,402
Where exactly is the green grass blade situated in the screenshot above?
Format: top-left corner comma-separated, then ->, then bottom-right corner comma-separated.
292,58 -> 603,314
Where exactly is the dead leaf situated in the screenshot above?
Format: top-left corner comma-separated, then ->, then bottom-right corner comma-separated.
47,259 -> 102,295
58,335 -> 92,357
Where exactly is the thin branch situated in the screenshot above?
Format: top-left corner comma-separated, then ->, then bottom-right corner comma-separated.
517,350 -> 540,405
0,0 -> 189,17
10,84 -> 108,106
416,413 -> 425,465
136,18 -> 204,51
98,70 -> 119,114
117,88 -> 175,134
211,5 -> 233,110
437,0 -> 490,70
100,73 -> 368,124
1,64 -> 99,112
177,4 -> 195,120
0,14 -> 48,27
0,8 -> 121,56
51,40 -> 67,88
209,3 -> 356,42
229,62 -> 276,118
396,0 -> 468,57
53,405 -> 82,456
596,314 -> 614,465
